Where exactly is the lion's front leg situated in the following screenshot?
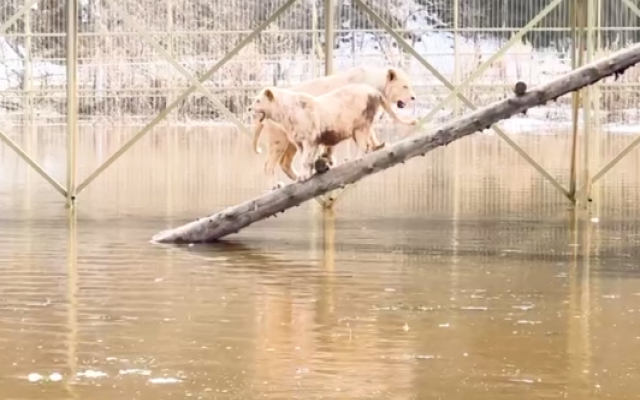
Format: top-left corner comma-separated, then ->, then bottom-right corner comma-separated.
365,128 -> 386,153
297,140 -> 321,182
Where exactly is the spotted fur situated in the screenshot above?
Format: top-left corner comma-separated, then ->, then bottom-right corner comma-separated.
251,66 -> 417,185
249,83 -> 418,183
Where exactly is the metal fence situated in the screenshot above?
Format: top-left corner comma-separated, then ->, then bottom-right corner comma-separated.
1,0 -> 640,218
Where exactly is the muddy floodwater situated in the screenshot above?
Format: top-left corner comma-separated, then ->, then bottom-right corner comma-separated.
0,126 -> 639,399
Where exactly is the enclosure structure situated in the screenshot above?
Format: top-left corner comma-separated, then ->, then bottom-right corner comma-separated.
1,0 -> 640,211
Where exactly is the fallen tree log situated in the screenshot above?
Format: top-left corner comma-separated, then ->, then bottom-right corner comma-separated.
152,43 -> 640,244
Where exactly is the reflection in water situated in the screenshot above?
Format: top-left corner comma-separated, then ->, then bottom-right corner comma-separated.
0,126 -> 639,398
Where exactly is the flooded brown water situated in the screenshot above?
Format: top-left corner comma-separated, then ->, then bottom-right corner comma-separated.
0,124 -> 639,399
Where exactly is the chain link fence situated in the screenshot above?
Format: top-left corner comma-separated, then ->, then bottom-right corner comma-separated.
0,0 -> 639,218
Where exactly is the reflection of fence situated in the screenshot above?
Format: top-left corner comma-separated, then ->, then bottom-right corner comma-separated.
0,0 -> 640,211
2,124 -> 640,220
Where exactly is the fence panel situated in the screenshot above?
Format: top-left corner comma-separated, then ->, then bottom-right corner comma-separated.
591,0 -> 640,219
2,0 -> 640,219
332,0 -> 575,219
0,0 -> 68,204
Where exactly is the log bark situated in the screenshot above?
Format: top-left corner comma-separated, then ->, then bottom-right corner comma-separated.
152,43 -> 640,244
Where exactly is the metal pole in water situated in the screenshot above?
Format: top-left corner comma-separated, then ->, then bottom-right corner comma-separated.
24,1 -> 34,209
66,0 -> 79,207
581,0 -> 595,209
568,0 -> 581,204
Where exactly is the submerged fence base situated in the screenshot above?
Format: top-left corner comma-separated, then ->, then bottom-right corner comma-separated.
151,43 -> 640,244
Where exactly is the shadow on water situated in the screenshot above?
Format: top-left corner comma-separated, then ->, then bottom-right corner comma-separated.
0,127 -> 640,398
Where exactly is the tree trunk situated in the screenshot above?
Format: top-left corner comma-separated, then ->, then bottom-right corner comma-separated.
152,43 -> 640,244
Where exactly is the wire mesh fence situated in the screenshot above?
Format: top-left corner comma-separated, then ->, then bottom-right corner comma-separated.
1,0 -> 640,218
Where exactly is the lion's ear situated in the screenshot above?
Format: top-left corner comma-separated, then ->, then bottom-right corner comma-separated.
264,88 -> 275,101
387,68 -> 397,82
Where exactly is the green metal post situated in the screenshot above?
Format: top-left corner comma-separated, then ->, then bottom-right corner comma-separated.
66,0 -> 79,207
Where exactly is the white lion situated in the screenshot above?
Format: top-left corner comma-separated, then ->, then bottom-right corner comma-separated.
249,83 -> 418,183
252,66 -> 417,183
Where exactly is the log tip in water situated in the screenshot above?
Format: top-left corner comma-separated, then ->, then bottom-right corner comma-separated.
150,229 -> 176,244
151,220 -> 210,244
